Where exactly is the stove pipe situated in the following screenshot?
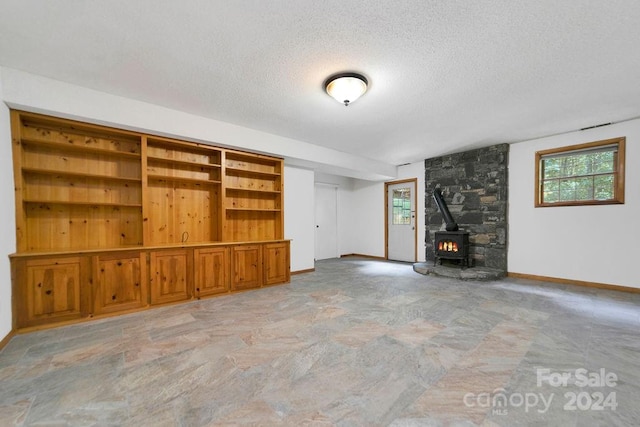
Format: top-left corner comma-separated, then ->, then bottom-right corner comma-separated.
432,188 -> 459,232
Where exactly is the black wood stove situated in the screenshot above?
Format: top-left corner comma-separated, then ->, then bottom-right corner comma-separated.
432,188 -> 470,267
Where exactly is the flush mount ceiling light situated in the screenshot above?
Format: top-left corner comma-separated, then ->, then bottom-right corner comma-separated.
324,72 -> 368,106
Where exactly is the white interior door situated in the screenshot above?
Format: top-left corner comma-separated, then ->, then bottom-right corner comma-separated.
387,181 -> 416,262
315,184 -> 338,260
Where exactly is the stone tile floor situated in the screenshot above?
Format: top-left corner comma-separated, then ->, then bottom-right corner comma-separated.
1,258 -> 639,426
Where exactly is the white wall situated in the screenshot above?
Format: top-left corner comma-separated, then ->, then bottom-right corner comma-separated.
509,119 -> 640,288
284,166 -> 315,272
346,165 -> 425,261
0,69 -> 16,340
349,179 -> 386,258
314,173 -> 355,256
316,166 -> 425,262
0,68 -> 396,181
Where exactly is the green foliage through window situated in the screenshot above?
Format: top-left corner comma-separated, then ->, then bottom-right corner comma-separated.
392,188 -> 411,224
536,138 -> 625,207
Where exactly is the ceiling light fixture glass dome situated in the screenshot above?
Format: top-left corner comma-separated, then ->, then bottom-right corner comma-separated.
325,72 -> 368,106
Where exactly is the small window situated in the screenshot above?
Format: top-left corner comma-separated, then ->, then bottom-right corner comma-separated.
392,188 -> 412,224
535,137 -> 625,207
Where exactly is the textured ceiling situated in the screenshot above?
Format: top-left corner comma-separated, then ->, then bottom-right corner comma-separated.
1,0 -> 640,169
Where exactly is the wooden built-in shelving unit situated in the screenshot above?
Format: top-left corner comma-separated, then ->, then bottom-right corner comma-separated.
10,110 -> 289,330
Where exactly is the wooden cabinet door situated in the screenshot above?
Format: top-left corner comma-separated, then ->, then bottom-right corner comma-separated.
194,247 -> 230,298
92,252 -> 147,315
263,242 -> 290,285
16,256 -> 88,327
149,249 -> 192,304
231,245 -> 262,290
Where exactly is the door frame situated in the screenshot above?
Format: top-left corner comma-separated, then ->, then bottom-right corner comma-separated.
385,178 -> 418,261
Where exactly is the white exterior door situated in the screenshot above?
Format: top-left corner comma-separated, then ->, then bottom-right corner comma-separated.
387,181 -> 416,262
315,184 -> 338,260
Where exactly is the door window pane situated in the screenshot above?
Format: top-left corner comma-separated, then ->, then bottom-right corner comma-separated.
392,188 -> 411,225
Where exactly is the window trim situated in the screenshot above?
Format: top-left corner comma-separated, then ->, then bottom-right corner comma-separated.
535,137 -> 625,207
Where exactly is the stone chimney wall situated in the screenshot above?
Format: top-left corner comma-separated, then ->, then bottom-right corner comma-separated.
425,144 -> 509,270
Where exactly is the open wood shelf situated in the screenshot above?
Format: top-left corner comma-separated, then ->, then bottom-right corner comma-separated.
225,151 -> 280,164
147,174 -> 222,186
225,207 -> 281,212
21,138 -> 141,158
11,110 -> 288,331
225,167 -> 281,178
23,199 -> 143,208
22,167 -> 142,183
147,155 -> 221,170
19,111 -> 142,141
146,137 -> 220,153
225,186 -> 281,194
